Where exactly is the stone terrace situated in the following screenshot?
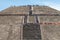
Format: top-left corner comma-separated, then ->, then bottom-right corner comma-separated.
0,5 -> 60,40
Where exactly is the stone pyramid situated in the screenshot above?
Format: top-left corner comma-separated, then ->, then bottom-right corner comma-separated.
0,5 -> 60,40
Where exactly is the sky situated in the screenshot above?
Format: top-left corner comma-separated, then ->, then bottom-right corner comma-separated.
0,0 -> 60,11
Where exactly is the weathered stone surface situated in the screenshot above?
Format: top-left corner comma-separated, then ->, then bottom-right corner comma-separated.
41,24 -> 60,40
40,16 -> 60,40
0,16 -> 24,40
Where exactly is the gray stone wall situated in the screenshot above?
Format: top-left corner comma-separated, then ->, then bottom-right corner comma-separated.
40,16 -> 60,40
0,16 -> 24,40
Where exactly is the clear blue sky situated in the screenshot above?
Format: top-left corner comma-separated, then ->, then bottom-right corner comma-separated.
0,0 -> 60,11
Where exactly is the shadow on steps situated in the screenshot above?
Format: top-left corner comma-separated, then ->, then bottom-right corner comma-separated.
23,23 -> 41,40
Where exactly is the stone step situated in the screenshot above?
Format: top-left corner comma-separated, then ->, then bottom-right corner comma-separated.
23,23 -> 41,40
